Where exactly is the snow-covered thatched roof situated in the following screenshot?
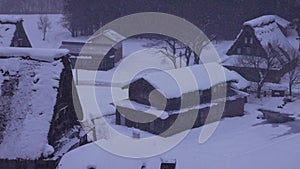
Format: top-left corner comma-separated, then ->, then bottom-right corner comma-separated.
227,15 -> 296,66
0,16 -> 22,23
0,47 -> 67,159
132,63 -> 245,99
0,47 -> 69,62
0,16 -> 23,47
0,22 -> 16,47
244,15 -> 290,29
246,16 -> 295,63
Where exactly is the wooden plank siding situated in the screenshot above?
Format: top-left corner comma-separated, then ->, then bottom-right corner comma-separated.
129,78 -> 238,111
116,97 -> 245,137
227,26 -> 266,58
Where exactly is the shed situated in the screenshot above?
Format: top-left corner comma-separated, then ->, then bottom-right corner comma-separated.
265,83 -> 288,97
60,30 -> 124,71
115,63 -> 248,136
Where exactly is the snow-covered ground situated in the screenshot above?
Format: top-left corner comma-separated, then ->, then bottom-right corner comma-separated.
58,95 -> 300,169
65,30 -> 300,168
0,14 -> 72,48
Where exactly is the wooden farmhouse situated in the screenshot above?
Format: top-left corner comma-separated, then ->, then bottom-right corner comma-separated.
115,63 -> 249,136
0,48 -> 83,169
0,17 -> 31,47
225,15 -> 298,83
60,29 -> 124,71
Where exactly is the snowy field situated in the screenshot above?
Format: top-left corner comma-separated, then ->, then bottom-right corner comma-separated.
58,95 -> 300,169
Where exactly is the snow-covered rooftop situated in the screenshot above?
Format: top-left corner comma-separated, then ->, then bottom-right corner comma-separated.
252,21 -> 295,62
244,15 -> 290,28
0,47 -> 69,62
0,16 -> 22,23
0,23 -> 16,47
0,56 -> 64,159
88,29 -> 125,45
133,63 -> 240,99
228,15 -> 296,65
230,70 -> 250,90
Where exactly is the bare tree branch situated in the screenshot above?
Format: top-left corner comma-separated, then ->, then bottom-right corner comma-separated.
37,15 -> 51,41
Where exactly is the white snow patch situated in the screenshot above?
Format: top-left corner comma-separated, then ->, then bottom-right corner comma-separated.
0,16 -> 22,23
244,15 -> 290,28
230,70 -> 250,90
0,47 -> 69,62
0,23 -> 16,47
43,144 -> 55,158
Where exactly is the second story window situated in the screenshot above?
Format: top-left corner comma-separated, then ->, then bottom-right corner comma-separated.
244,37 -> 248,44
249,37 -> 253,44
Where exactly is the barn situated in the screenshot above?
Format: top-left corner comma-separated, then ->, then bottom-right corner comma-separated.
60,29 -> 124,71
115,63 -> 249,136
225,15 -> 297,83
0,47 -> 83,169
0,17 -> 31,47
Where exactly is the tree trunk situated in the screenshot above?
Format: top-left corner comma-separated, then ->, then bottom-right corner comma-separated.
257,85 -> 262,98
194,56 -> 200,64
186,57 -> 190,66
289,83 -> 293,96
43,31 -> 46,41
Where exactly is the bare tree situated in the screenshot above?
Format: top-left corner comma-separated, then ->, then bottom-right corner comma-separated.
287,65 -> 300,96
236,44 -> 279,98
37,15 -> 51,41
284,51 -> 300,96
146,34 -> 215,67
145,37 -> 185,68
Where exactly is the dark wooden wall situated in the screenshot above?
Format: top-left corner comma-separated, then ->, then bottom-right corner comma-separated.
130,79 -> 238,111
10,21 -> 32,47
116,97 -> 245,137
48,56 -> 81,153
227,26 -> 267,57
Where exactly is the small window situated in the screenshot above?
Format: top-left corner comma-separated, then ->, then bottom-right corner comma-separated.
244,47 -> 251,55
249,37 -> 253,44
237,48 -> 241,54
140,92 -> 148,100
244,37 -> 248,44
